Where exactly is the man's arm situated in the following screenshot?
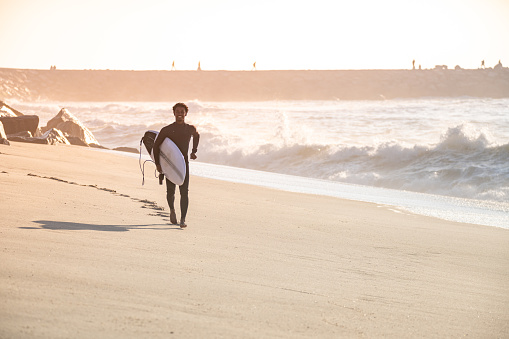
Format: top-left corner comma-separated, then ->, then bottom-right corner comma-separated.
190,127 -> 200,160
152,129 -> 166,171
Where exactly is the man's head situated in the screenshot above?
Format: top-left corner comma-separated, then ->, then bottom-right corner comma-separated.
173,103 -> 188,114
173,102 -> 188,124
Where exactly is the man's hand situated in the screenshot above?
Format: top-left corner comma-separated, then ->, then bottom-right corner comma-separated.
190,152 -> 197,160
156,164 -> 162,173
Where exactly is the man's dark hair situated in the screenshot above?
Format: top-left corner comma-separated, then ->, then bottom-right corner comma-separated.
173,102 -> 188,113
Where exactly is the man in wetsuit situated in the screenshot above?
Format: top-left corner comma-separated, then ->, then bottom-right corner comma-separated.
153,103 -> 200,228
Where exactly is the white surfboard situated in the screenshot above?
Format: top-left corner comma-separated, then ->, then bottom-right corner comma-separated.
143,130 -> 186,186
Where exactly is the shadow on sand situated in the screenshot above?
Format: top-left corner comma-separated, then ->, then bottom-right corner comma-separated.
18,174 -> 179,231
21,220 -> 182,232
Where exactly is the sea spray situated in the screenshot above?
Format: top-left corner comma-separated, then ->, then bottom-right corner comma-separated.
197,124 -> 508,202
9,98 -> 509,203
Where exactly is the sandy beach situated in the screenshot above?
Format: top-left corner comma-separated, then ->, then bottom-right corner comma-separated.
1,142 -> 508,338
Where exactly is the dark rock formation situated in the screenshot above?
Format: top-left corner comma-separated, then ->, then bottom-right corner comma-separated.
65,136 -> 89,146
8,131 -> 33,138
0,101 -> 103,147
113,147 -> 138,154
89,143 -> 108,149
7,128 -> 73,145
7,134 -> 48,144
0,115 -> 39,136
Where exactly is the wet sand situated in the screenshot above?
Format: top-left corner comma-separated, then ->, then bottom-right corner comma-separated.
1,142 -> 508,338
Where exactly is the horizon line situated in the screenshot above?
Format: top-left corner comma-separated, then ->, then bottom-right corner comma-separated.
1,66 -> 502,72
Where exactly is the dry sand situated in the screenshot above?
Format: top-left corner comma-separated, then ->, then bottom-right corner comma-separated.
1,142 -> 508,338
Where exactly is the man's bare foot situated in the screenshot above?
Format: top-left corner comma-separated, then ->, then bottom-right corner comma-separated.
180,220 -> 187,228
170,210 -> 177,224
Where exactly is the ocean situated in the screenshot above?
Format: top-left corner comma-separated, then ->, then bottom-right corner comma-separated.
11,98 -> 509,228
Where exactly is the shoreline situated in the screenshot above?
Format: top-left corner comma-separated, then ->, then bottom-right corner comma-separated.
3,99 -> 508,230
1,142 -> 508,337
190,161 -> 509,230
128,151 -> 508,230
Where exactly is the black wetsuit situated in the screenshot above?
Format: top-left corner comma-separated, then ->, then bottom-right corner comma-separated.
153,122 -> 200,221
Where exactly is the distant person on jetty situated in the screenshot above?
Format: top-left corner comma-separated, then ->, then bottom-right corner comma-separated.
252,62 -> 257,71
197,62 -> 201,71
412,60 -> 415,70
481,60 -> 485,69
171,61 -> 176,70
153,103 -> 200,228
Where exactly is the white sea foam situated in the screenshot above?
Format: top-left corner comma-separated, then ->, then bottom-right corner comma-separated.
196,124 -> 509,202
188,161 -> 509,229
11,98 -> 509,205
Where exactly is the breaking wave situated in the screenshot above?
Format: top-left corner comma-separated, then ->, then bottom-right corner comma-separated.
9,99 -> 509,203
197,124 -> 509,202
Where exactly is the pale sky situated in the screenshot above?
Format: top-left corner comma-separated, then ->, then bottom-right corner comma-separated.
1,0 -> 508,70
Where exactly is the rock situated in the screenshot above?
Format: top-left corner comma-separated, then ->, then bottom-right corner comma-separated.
0,101 -> 24,117
0,121 -> 10,145
0,106 -> 16,118
43,108 -> 100,147
42,128 -> 71,145
7,128 -> 72,145
7,136 -> 48,144
0,121 -> 7,139
0,115 -> 39,136
89,143 -> 108,149
65,136 -> 89,146
7,131 -> 33,138
113,147 -> 138,154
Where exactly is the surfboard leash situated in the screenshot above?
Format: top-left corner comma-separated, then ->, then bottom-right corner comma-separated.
139,136 -> 156,186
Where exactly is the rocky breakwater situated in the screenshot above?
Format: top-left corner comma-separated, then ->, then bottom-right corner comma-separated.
0,101 -> 102,147
1,67 -> 509,101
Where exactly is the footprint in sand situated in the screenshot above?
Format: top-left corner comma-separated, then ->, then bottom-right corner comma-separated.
26,173 -> 169,219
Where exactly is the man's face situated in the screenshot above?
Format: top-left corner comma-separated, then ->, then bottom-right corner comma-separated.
174,106 -> 187,123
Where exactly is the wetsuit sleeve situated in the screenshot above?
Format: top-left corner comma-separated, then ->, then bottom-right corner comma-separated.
192,126 -> 200,154
152,128 -> 167,168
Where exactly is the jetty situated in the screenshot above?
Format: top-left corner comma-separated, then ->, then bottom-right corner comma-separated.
1,67 -> 508,101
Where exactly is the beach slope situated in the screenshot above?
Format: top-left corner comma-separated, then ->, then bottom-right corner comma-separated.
1,142 -> 508,338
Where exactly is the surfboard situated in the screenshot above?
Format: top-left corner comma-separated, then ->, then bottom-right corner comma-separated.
142,130 -> 186,186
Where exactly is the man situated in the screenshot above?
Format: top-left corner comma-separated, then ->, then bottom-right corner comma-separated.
153,103 -> 200,228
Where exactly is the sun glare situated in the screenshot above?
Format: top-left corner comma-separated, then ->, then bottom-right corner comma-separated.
0,0 -> 508,70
